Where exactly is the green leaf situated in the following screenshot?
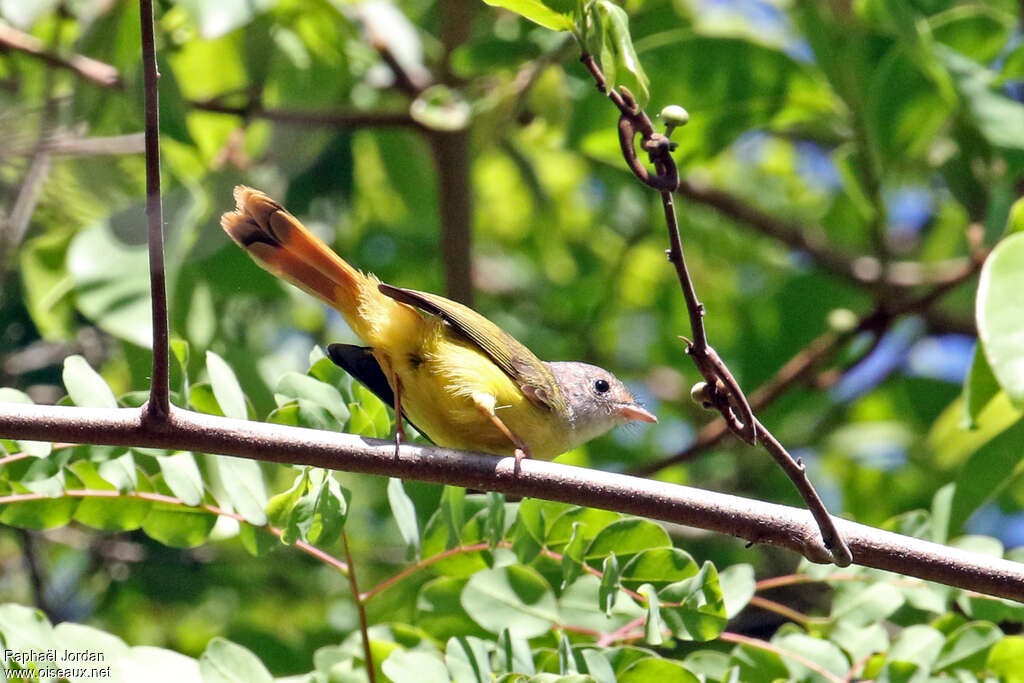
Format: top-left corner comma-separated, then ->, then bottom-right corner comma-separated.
712,564 -> 753,620
207,452 -> 267,526
382,650 -> 449,683
289,469 -> 349,546
618,658 -> 698,683
927,394 -> 1022,470
558,574 -> 643,632
829,620 -> 888,667
141,478 -> 217,548
206,351 -> 249,420
962,345 -> 1001,428
98,452 -> 138,491
275,372 -> 350,427
728,642 -> 788,682
598,553 -> 620,616
446,635 -> 492,683
988,635 -> 1024,683
480,0 -> 572,31
0,603 -> 56,653
0,482 -> 79,529
659,562 -> 727,641
620,547 -> 699,591
388,477 -> 421,558
19,229 -> 75,340
69,460 -> 151,531
582,649 -> 617,683
267,469 -> 309,538
266,468 -> 348,545
934,621 -> 1003,672
347,403 -> 378,438
681,651 -> 730,683
978,232 -> 1024,406
158,452 -> 204,507
121,646 -> 202,682
199,637 -> 273,683
497,628 -> 535,675
485,492 -> 506,550
238,522 -> 279,556
67,223 -> 152,348
53,621 -> 131,666
416,577 -> 492,641
560,522 -> 586,589
179,0 -> 276,39
460,565 -> 559,638
557,632 -> 576,674
772,632 -> 849,681
930,5 -> 1015,64
585,518 -> 671,567
946,417 -> 1024,538
63,355 -> 118,408
587,0 -> 650,107
830,581 -> 905,626
638,584 -> 663,646
545,506 -> 621,549
189,383 -> 223,416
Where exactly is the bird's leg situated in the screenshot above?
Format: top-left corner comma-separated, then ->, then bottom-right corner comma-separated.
473,392 -> 530,474
392,374 -> 405,459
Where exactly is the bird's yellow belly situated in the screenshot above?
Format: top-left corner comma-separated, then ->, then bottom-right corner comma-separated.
377,331 -> 567,460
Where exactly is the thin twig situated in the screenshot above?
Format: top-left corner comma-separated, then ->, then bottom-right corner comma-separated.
578,52 -> 851,564
139,0 -> 169,418
0,22 -> 122,89
342,532 -> 376,683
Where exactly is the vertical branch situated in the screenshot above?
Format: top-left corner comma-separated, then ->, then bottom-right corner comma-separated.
139,0 -> 170,418
342,532 -> 376,683
430,0 -> 477,307
430,131 -> 475,307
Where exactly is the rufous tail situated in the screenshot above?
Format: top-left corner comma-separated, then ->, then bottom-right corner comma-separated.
221,185 -> 377,340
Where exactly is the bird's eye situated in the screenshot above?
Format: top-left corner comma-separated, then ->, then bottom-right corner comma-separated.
594,379 -> 610,394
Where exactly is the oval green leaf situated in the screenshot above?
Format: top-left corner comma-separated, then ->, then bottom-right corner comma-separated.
978,232 -> 1024,406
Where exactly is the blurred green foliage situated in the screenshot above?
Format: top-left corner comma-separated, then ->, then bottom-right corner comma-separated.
2,0 -> 1024,680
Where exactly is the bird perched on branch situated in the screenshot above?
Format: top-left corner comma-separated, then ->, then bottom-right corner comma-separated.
221,186 -> 656,466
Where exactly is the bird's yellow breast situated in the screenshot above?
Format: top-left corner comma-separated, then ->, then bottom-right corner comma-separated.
375,319 -> 571,460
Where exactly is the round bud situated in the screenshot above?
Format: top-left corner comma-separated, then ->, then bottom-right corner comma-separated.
690,381 -> 714,409
660,105 -> 689,126
826,308 -> 858,333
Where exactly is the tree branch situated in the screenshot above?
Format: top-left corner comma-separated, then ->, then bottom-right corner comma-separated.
188,99 -> 421,130
0,21 -> 122,89
139,0 -> 169,418
676,178 -> 985,289
0,403 -> 1021,602
3,133 -> 145,158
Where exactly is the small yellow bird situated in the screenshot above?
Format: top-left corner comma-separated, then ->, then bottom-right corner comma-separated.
221,187 -> 656,464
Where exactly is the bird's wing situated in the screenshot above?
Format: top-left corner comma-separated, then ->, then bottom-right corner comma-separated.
377,284 -> 566,413
326,343 -> 430,441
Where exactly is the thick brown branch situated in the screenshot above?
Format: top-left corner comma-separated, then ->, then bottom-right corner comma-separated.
0,403 -> 1021,601
0,22 -> 121,89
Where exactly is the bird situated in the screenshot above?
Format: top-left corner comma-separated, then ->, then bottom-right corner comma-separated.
221,186 -> 656,466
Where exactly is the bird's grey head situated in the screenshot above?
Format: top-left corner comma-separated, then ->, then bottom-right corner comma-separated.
546,361 -> 657,449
